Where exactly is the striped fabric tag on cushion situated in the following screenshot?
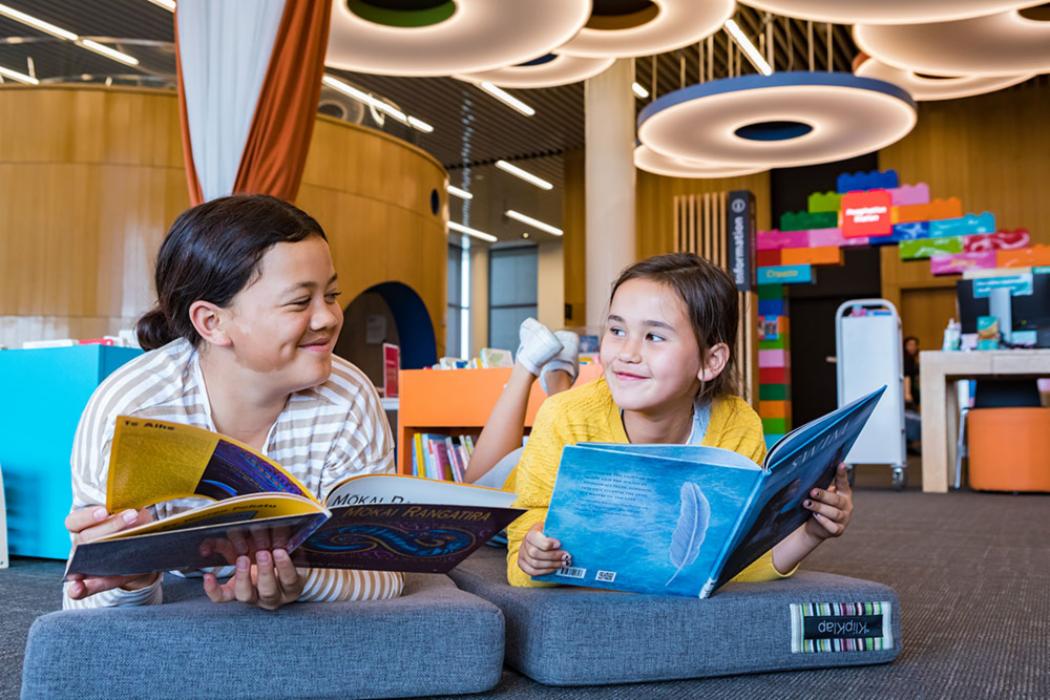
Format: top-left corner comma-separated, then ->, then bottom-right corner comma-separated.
790,601 -> 894,653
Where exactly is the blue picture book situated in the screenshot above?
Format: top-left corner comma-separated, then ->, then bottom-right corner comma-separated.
536,387 -> 886,598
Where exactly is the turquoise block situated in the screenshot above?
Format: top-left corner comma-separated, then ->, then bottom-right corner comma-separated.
0,345 -> 142,559
758,264 -> 813,285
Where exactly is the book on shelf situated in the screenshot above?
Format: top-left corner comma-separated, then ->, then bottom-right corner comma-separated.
65,418 -> 522,579
536,387 -> 886,598
412,432 -> 476,482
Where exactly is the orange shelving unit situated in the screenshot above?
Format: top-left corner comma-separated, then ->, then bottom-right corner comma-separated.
397,364 -> 602,474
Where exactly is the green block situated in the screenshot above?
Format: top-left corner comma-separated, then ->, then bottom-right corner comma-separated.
899,236 -> 963,260
762,418 -> 788,434
780,210 -> 837,232
757,284 -> 784,300
760,384 -> 790,401
808,191 -> 842,214
759,338 -> 787,350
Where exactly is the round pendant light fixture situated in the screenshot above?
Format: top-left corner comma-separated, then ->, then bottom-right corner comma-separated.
634,145 -> 766,179
854,9 -> 1050,76
454,53 -> 614,88
326,0 -> 591,76
557,0 -> 734,58
738,1 -> 1047,25
854,55 -> 1035,100
637,72 -> 916,169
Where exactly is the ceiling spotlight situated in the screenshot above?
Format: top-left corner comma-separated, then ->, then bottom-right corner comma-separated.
0,63 -> 38,84
724,19 -> 773,76
448,221 -> 498,243
322,75 -> 434,133
495,160 -> 553,190
522,232 -> 531,239
632,82 -> 650,99
446,185 -> 473,200
505,209 -> 563,236
477,81 -> 536,116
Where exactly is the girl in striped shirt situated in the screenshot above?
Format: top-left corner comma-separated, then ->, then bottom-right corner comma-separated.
64,195 -> 402,611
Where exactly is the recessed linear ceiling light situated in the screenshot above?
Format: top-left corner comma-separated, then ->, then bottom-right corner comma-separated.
495,160 -> 553,190
448,221 -> 497,243
505,210 -> 563,236
0,64 -> 38,84
322,75 -> 433,134
0,2 -> 139,66
146,0 -> 176,10
478,81 -> 536,117
724,19 -> 773,76
446,185 -> 473,200
632,82 -> 650,99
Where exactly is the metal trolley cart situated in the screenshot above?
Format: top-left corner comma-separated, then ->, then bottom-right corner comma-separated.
835,299 -> 907,489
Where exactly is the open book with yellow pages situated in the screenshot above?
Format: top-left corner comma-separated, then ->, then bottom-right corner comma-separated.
65,417 -> 523,578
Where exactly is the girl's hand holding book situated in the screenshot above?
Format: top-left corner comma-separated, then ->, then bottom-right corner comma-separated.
202,549 -> 305,611
65,506 -> 158,598
518,523 -> 571,577
802,463 -> 854,540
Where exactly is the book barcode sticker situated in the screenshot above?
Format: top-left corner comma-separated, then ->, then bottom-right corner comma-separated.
596,570 -> 617,583
555,566 -> 586,579
790,601 -> 894,654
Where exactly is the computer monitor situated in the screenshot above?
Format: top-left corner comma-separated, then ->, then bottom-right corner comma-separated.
957,268 -> 1050,348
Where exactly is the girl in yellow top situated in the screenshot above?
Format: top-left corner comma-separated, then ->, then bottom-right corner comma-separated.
509,253 -> 854,588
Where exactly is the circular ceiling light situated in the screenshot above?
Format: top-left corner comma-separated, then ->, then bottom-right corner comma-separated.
637,72 -> 916,169
854,9 -> 1050,76
738,1 -> 1047,25
557,0 -> 734,58
854,55 -> 1035,100
326,0 -> 591,77
634,145 -> 766,179
454,53 -> 614,88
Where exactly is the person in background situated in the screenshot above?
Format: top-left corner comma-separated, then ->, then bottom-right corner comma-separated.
64,195 -> 402,611
903,336 -> 921,409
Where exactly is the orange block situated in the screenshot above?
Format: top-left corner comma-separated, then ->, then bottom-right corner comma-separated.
893,197 -> 963,224
780,246 -> 843,266
759,400 -> 790,419
996,245 -> 1050,268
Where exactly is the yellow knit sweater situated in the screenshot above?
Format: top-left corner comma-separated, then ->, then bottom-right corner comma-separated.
505,376 -> 792,588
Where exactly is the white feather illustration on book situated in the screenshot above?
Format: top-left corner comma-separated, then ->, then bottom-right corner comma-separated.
666,481 -> 710,586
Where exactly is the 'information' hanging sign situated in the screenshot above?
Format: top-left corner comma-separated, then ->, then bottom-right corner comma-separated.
727,190 -> 756,291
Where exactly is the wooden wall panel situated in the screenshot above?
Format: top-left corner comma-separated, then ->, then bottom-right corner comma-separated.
637,169 -> 772,260
0,85 -> 447,354
879,83 -> 1050,245
562,148 -> 587,327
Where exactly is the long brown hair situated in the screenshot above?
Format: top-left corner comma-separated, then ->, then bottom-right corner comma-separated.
609,252 -> 739,400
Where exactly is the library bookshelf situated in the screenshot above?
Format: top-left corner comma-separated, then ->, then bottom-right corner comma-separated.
397,364 -> 602,474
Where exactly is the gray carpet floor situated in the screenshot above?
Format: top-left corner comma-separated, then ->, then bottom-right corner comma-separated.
3,467 -> 1048,699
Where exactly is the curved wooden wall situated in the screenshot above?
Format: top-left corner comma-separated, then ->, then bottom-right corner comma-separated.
0,85 -> 448,353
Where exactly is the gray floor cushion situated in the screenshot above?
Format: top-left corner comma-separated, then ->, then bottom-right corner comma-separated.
21,572 -> 504,700
450,547 -> 902,686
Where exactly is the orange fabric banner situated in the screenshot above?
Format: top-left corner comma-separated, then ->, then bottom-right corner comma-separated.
234,0 -> 332,202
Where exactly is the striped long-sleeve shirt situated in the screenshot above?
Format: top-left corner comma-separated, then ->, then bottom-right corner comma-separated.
64,338 -> 403,609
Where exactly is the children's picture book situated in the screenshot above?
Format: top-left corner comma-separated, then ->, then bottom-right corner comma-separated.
65,417 -> 523,579
536,387 -> 886,598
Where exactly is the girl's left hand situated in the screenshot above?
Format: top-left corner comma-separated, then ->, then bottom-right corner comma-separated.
803,463 -> 853,540
203,549 -> 304,611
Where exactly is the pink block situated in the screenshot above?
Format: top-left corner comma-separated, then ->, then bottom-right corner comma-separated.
888,183 -> 930,207
841,236 -> 870,247
806,227 -> 844,247
929,251 -> 997,276
757,230 -> 810,250
758,349 -> 787,368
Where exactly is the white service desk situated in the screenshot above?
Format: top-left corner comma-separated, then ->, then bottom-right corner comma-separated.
919,349 -> 1050,492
